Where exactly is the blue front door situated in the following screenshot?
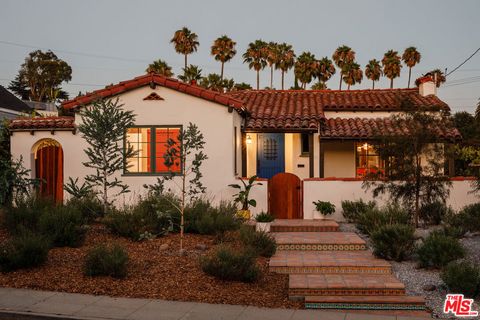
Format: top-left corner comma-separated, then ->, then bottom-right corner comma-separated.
257,133 -> 285,179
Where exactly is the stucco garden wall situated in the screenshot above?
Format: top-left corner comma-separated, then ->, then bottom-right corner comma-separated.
303,178 -> 479,221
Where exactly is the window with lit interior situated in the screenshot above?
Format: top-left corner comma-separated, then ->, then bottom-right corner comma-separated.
355,142 -> 384,178
125,126 -> 181,174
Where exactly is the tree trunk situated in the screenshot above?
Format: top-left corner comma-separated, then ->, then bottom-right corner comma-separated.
221,62 -> 224,81
270,65 -> 273,89
180,155 -> 186,252
408,67 -> 412,88
414,152 -> 421,227
348,83 -> 351,90
390,78 -> 393,89
281,71 -> 285,90
339,74 -> 342,90
372,80 -> 375,90
256,70 -> 260,90
103,168 -> 108,215
184,54 -> 188,70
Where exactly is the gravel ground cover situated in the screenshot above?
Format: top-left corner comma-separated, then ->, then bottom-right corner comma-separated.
340,222 -> 480,319
0,223 -> 300,309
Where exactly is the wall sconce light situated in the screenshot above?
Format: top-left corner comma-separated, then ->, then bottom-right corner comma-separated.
246,135 -> 252,144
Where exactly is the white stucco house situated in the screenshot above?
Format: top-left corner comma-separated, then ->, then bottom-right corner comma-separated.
8,73 -> 475,220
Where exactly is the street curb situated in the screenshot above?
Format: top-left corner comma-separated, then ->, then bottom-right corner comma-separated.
0,310 -> 99,320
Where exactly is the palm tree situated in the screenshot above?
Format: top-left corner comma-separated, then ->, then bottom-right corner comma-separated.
211,35 -> 237,80
199,73 -> 224,92
424,69 -> 446,87
475,98 -> 480,121
316,57 -> 336,88
365,59 -> 382,89
233,82 -> 253,91
402,47 -> 421,88
382,50 -> 402,89
170,27 -> 199,70
178,64 -> 202,83
311,82 -> 327,90
145,59 -> 174,77
294,52 -> 317,89
265,42 -> 280,89
332,45 -> 355,90
342,62 -> 363,90
275,43 -> 295,90
243,40 -> 268,90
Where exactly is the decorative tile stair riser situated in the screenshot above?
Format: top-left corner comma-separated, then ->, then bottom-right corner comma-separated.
269,266 -> 392,274
277,244 -> 366,251
305,303 -> 426,311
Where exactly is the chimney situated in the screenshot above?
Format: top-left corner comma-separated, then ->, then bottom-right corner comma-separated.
417,75 -> 436,96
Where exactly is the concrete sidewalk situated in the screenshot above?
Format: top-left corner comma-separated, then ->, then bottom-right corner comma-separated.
0,287 -> 430,320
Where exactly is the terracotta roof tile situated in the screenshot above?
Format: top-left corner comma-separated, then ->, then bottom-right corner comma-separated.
62,73 -> 245,111
9,116 -> 75,131
322,117 -> 461,141
226,89 -> 449,130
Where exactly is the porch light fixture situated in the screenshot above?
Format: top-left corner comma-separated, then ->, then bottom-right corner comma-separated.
246,135 -> 252,144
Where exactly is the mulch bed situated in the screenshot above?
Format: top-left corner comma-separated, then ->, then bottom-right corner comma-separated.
0,223 -> 301,309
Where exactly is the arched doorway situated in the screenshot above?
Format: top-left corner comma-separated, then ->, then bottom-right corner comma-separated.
32,139 -> 64,203
268,173 -> 303,219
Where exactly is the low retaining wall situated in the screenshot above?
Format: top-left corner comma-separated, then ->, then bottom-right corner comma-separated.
303,178 -> 479,221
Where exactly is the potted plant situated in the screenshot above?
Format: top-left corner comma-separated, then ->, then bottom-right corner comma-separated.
228,175 -> 262,220
255,212 -> 274,232
313,200 -> 336,219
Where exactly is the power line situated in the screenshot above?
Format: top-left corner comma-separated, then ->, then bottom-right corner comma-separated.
446,47 -> 480,76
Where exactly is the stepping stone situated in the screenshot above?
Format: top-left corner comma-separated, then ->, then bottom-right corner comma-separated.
305,295 -> 426,311
270,219 -> 339,232
273,232 -> 366,251
289,274 -> 405,298
269,250 -> 392,274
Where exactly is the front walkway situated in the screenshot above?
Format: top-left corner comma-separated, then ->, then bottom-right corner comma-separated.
0,287 -> 429,320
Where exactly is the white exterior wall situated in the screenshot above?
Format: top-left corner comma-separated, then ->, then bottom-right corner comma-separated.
10,85 -> 244,206
303,179 -> 478,221
285,133 -> 309,179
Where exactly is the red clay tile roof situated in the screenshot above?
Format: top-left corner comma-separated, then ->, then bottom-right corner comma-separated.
226,88 -> 448,130
321,117 -> 461,141
9,116 -> 75,131
62,73 -> 245,111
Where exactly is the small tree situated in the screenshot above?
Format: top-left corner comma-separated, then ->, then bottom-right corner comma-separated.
79,99 -> 136,213
155,123 -> 207,252
363,99 -> 455,227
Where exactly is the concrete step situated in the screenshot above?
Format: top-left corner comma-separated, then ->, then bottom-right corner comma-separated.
272,232 -> 366,251
305,295 -> 426,311
270,219 -> 339,232
289,274 -> 405,298
269,250 -> 392,274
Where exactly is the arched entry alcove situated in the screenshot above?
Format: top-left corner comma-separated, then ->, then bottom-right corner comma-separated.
32,138 -> 64,203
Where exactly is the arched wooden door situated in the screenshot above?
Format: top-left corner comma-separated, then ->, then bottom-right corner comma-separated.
34,140 -> 63,203
268,173 -> 303,219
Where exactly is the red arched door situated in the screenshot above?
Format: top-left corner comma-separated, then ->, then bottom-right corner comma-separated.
268,173 -> 303,219
35,143 -> 63,203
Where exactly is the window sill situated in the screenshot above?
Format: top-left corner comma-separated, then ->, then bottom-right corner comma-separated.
299,153 -> 310,158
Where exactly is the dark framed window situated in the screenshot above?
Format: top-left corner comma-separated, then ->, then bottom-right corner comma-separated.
124,125 -> 182,175
355,142 -> 384,178
301,133 -> 310,156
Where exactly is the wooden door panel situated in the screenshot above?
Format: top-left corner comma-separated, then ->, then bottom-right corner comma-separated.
268,173 -> 302,219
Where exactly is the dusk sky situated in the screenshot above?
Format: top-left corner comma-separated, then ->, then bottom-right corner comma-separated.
1,0 -> 479,113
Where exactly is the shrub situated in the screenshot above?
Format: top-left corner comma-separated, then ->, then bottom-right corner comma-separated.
313,200 -> 335,216
341,199 -> 376,223
104,195 -> 176,241
38,205 -> 86,247
239,225 -> 276,258
371,224 -> 415,261
419,201 -> 452,226
441,261 -> 480,298
84,244 -> 128,278
0,230 -> 50,272
255,212 -> 274,222
66,194 -> 103,222
457,203 -> 480,233
181,199 -> 240,235
416,231 -> 465,268
355,203 -> 410,235
200,245 -> 260,282
4,196 -> 54,234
